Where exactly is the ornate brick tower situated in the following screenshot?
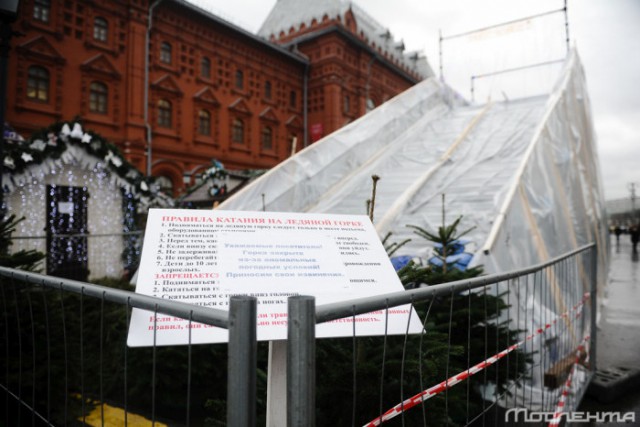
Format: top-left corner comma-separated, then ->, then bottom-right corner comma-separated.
259,0 -> 433,141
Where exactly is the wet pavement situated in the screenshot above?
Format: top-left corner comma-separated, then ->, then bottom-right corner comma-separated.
578,234 -> 640,425
596,236 -> 640,371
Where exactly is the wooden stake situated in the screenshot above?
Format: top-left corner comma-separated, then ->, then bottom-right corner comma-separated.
369,175 -> 380,222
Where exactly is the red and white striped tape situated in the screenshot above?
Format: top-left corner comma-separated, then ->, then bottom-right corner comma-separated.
363,293 -> 590,427
548,336 -> 590,426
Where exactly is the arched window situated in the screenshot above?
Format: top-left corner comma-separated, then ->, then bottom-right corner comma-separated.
93,17 -> 108,42
264,80 -> 272,100
235,70 -> 244,89
89,82 -> 108,114
160,42 -> 172,64
261,126 -> 273,150
231,119 -> 244,144
201,57 -> 211,78
27,66 -> 49,102
33,0 -> 50,23
158,99 -> 172,128
198,110 -> 211,135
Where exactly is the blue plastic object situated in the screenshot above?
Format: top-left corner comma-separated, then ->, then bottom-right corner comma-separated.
432,239 -> 471,256
390,255 -> 413,271
428,252 -> 474,271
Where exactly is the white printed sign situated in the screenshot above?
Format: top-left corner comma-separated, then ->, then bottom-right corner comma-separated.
127,209 -> 422,346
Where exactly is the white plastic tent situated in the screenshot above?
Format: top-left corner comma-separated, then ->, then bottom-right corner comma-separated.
219,49 -> 609,410
219,49 -> 608,288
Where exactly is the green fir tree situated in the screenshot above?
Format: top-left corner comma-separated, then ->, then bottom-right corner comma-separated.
0,214 -> 46,271
313,197 -> 528,426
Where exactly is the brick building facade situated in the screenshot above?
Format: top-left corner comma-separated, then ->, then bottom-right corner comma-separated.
6,0 -> 432,195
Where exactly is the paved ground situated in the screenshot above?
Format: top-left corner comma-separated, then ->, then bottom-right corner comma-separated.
578,234 -> 640,425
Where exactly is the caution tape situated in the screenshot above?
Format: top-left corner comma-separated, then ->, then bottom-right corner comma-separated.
548,336 -> 590,427
363,293 -> 590,427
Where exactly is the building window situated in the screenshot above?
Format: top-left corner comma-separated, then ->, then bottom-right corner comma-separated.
261,126 -> 273,150
33,0 -> 51,23
89,82 -> 108,114
289,90 -> 297,108
201,57 -> 211,78
160,42 -> 172,64
93,17 -> 108,42
231,118 -> 244,144
27,66 -> 49,102
343,95 -> 350,113
198,110 -> 211,135
158,99 -> 172,128
235,70 -> 244,89
264,80 -> 272,99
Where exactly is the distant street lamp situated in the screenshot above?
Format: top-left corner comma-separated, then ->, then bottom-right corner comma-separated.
0,0 -> 22,218
628,182 -> 637,221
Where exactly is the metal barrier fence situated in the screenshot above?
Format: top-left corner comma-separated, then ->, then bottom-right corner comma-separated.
285,243 -> 596,426
1,243 -> 596,426
0,267 -> 257,426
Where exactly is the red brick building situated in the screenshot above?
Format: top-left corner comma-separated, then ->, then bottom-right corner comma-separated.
6,0 -> 432,195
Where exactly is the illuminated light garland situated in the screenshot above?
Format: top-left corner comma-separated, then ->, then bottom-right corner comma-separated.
2,120 -> 172,209
3,120 -> 228,278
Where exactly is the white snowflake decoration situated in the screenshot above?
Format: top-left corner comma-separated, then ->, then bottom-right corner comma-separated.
21,153 -> 34,163
70,123 -> 84,139
126,169 -> 140,179
30,139 -> 46,151
105,150 -> 123,168
3,156 -> 15,169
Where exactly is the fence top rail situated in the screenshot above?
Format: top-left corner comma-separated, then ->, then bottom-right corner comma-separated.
0,267 -> 230,329
315,242 -> 595,324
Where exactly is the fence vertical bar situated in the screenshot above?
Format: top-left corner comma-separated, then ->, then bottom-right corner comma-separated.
287,295 -> 316,427
589,246 -> 597,371
227,295 -> 257,427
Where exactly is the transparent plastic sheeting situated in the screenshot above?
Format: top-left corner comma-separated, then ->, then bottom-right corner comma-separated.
221,50 -> 607,279
220,48 -> 608,410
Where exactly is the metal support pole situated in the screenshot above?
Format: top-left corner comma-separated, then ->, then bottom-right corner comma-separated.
145,0 -> 164,177
589,246 -> 597,371
227,296 -> 257,427
287,295 -> 316,427
628,182 -> 636,220
564,0 -> 570,55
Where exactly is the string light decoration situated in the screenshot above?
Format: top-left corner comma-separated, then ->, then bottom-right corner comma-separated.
1,120 -> 174,279
2,120 -> 229,280
2,121 -> 174,210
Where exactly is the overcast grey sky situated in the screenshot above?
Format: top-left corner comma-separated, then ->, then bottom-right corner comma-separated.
191,0 -> 639,201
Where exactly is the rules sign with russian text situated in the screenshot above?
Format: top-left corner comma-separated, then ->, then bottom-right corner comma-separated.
127,209 -> 422,346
